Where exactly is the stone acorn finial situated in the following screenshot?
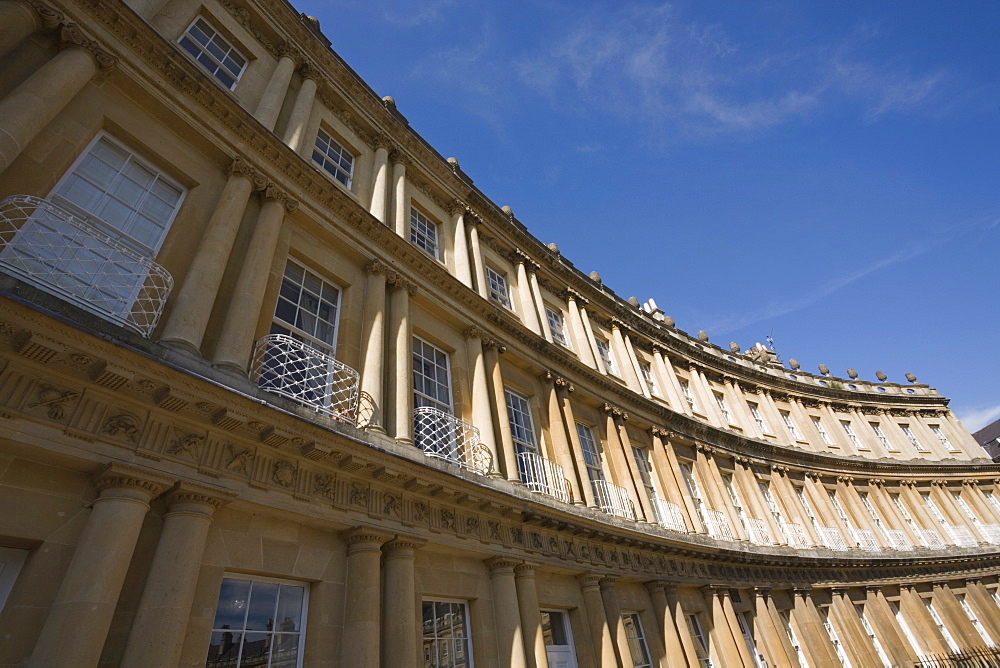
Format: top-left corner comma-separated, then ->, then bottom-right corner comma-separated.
628,296 -> 640,307
697,330 -> 709,342
876,370 -> 888,382
589,271 -> 602,284
818,364 -> 830,376
663,315 -> 675,328
381,95 -> 396,109
789,358 -> 800,370
847,368 -> 858,379
501,205 -> 513,218
446,157 -> 460,170
729,341 -> 740,354
905,372 -> 917,383
547,242 -> 559,253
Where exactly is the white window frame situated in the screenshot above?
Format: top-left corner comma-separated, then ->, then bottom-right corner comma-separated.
540,609 -> 577,666
926,599 -> 960,652
577,422 -> 606,486
505,388 -> 537,456
622,612 -> 653,668
486,265 -> 511,309
781,610 -> 810,668
412,336 -> 452,414
271,259 -> 341,354
737,610 -> 766,668
930,424 -> 958,452
312,128 -> 355,188
678,378 -> 698,412
638,360 -> 658,396
714,392 -> 733,424
205,573 -> 309,668
409,207 -> 440,259
812,416 -> 833,445
900,424 -> 927,452
178,16 -> 248,90
781,410 -> 802,441
595,337 -> 616,375
869,422 -> 894,451
958,593 -> 994,646
545,306 -> 569,347
748,401 -> 768,433
686,613 -> 714,667
840,420 -> 864,450
422,597 -> 474,668
890,600 -> 924,657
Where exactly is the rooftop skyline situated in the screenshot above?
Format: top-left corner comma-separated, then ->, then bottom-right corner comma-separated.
298,0 -> 1000,432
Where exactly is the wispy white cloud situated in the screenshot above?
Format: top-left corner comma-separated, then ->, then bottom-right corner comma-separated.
958,404 -> 1000,433
380,0 -> 457,27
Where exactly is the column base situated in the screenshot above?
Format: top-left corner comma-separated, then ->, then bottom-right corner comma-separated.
212,361 -> 250,379
158,337 -> 204,358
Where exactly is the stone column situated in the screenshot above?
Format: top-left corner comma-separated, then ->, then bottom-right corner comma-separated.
866,586 -> 919,666
753,589 -> 797,667
0,25 -> 112,174
579,308 -> 605,375
391,151 -> 408,237
486,558 -> 528,668
466,214 -> 489,299
514,564 -> 548,668
702,586 -> 749,666
644,582 -> 686,666
770,469 -> 820,546
358,260 -> 388,432
623,334 -> 651,399
387,276 -> 416,444
931,582 -> 980,647
341,527 -> 392,668
602,405 -> 645,522
541,372 -> 582,505
484,340 -> 519,482
448,201 -> 473,288
599,576 -> 628,666
827,588 -> 881,667
558,384 -> 596,508
651,349 -> 688,414
790,588 -> 838,667
733,460 -> 777,544
512,252 -> 542,334
577,574 -> 618,667
29,465 -> 170,667
255,48 -> 296,130
700,448 -> 745,541
281,65 -> 318,152
563,290 -> 595,366
213,188 -> 296,374
382,537 -> 425,668
616,417 -> 657,523
465,328 -> 498,464
366,141 -> 391,222
304,579 -> 338,667
609,321 -> 643,392
528,270 -> 551,342
648,429 -> 682,525
160,158 -> 261,353
661,437 -> 704,533
964,579 -> 1000,642
0,0 -> 44,58
120,484 -> 231,668
897,585 -> 942,655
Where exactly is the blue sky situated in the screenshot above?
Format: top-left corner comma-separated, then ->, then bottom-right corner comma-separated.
297,0 -> 1000,433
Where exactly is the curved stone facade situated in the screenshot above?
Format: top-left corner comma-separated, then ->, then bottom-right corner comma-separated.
0,0 -> 997,666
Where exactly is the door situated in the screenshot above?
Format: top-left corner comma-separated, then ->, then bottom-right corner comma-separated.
542,610 -> 578,668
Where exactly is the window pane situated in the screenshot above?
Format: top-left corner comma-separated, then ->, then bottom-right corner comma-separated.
245,581 -> 278,631
211,578 -> 252,629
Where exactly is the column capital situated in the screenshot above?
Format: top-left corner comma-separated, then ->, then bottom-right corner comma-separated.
650,426 -> 673,439
164,482 -> 236,514
262,182 -> 299,211
791,587 -> 812,597
609,317 -> 627,332
388,148 -> 410,166
577,572 -> 604,589
342,526 -> 393,550
446,199 -> 467,216
92,463 -> 172,501
387,271 -> 418,295
899,583 -> 916,592
464,210 -> 483,227
229,155 -> 267,187
644,580 -> 667,596
275,42 -> 299,63
829,586 -> 848,596
508,248 -> 538,272
58,21 -> 116,71
561,287 -> 587,305
297,61 -> 318,81
965,577 -> 982,586
514,562 -> 540,578
383,535 -> 426,555
602,403 -> 628,420
753,587 -> 771,599
485,556 -> 521,573
365,257 -> 389,275
864,585 -> 883,595
26,0 -> 64,29
598,575 -> 619,591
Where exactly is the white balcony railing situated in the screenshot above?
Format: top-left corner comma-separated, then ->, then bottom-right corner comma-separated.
652,496 -> 687,533
413,406 -> 493,476
705,509 -> 735,541
851,527 -> 880,551
592,479 -> 636,520
918,528 -> 947,549
745,517 -> 773,545
946,524 -> 978,548
250,334 -> 359,424
0,195 -> 172,337
819,526 -> 849,551
978,524 -> 1000,545
884,529 -> 914,551
517,451 -> 570,503
780,522 -> 810,548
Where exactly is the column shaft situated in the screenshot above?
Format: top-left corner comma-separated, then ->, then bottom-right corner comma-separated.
603,411 -> 645,521
646,582 -> 686,667
487,558 -> 528,668
579,575 -> 618,667
753,591 -> 797,667
160,168 -> 256,353
485,343 -> 518,481
255,54 -> 296,130
120,486 -> 227,668
0,45 -> 99,174
514,565 -> 548,668
468,222 -> 489,299
387,282 -> 413,443
610,325 -> 642,392
559,388 -> 596,508
30,466 -> 167,667
382,539 -> 423,668
213,197 -> 287,373
579,309 -> 605,374
392,160 -> 407,236
341,528 -> 390,668
543,377 -> 581,505
0,0 -> 41,58
564,295 -> 595,366
466,334 -> 498,462
867,587 -> 918,666
359,265 -> 387,432
514,260 -> 541,334
452,208 -> 472,287
529,271 -> 551,342
599,577 -> 627,666
367,146 -> 390,222
281,75 -> 317,151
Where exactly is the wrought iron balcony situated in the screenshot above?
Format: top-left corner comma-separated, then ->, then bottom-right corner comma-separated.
945,524 -> 978,548
0,194 -> 172,337
592,479 -> 636,520
745,517 -> 773,545
851,527 -> 880,551
780,522 -> 810,548
413,406 -> 493,476
704,509 -> 735,541
250,334 -> 359,424
652,496 -> 687,533
818,526 -> 849,551
917,528 -> 947,549
516,451 -> 570,503
884,529 -> 914,551
977,523 -> 1000,545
